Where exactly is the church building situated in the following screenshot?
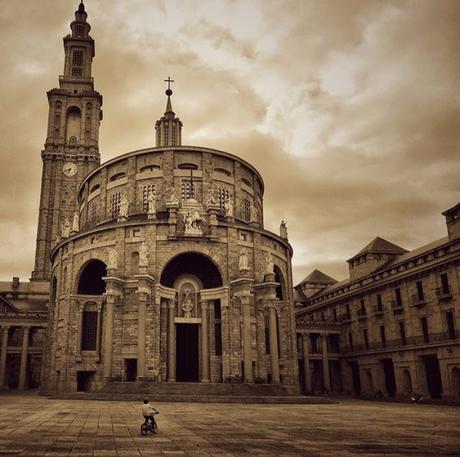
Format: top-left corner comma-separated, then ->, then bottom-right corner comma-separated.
0,2 -> 299,394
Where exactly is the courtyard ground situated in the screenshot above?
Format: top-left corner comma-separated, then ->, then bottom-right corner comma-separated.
0,394 -> 459,457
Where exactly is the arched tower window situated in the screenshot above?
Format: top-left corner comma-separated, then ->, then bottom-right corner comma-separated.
71,49 -> 84,77
274,266 -> 286,300
66,106 -> 81,144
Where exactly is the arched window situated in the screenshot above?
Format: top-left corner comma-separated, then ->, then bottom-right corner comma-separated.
66,106 -> 81,144
77,260 -> 107,295
181,181 -> 195,200
274,266 -> 286,300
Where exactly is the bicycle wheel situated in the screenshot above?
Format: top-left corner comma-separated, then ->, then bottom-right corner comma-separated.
153,420 -> 158,434
141,423 -> 149,435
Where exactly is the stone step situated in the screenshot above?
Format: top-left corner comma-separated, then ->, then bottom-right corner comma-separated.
47,391 -> 336,404
97,381 -> 296,397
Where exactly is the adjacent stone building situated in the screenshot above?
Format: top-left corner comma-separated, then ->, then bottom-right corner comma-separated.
1,2 -> 299,394
295,203 -> 460,400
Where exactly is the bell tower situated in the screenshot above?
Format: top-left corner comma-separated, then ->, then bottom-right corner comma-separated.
32,1 -> 103,281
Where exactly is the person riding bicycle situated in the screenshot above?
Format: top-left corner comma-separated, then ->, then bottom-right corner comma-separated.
142,398 -> 158,426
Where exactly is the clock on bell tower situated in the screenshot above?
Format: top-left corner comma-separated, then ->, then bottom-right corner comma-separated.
32,1 -> 103,281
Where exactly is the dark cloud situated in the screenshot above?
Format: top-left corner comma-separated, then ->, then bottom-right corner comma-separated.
0,0 -> 459,284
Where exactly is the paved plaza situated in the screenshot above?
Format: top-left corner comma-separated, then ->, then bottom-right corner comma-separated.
0,394 -> 459,457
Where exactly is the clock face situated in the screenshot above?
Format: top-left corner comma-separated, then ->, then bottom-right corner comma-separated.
63,162 -> 78,177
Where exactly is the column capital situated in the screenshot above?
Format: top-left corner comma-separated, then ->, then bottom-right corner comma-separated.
0,325 -> 10,331
167,299 -> 176,309
302,332 -> 310,341
200,300 -> 209,310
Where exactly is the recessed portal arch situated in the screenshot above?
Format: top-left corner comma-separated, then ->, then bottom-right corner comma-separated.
160,252 -> 223,289
77,259 -> 107,295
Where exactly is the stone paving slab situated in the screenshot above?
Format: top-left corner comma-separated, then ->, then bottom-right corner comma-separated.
0,394 -> 459,456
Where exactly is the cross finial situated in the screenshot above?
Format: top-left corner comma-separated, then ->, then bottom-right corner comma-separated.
164,77 -> 174,92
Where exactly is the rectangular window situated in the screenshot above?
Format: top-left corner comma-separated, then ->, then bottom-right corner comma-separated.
446,311 -> 456,340
380,325 -> 386,348
377,294 -> 383,310
416,281 -> 424,301
360,299 -> 366,313
333,308 -> 337,321
264,315 -> 270,354
346,304 -> 351,319
72,50 -> 83,66
217,188 -> 229,211
348,332 -> 353,351
111,192 -> 121,218
399,321 -> 407,345
440,273 -> 450,295
363,329 -> 369,350
321,312 -> 325,321
81,311 -> 97,350
395,288 -> 403,307
72,67 -> 83,77
421,317 -> 429,343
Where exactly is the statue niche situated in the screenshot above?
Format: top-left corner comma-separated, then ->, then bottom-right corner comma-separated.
178,282 -> 198,318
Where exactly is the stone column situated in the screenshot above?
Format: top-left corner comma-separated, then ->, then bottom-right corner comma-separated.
302,333 -> 312,393
321,333 -> 331,392
137,298 -> 147,379
0,326 -> 9,387
241,296 -> 253,383
103,294 -> 115,379
18,326 -> 30,390
95,303 -> 102,362
268,304 -> 280,384
167,299 -> 176,382
200,300 -> 210,383
220,294 -> 231,382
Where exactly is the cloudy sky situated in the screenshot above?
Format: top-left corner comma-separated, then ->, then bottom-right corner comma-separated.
0,0 -> 459,284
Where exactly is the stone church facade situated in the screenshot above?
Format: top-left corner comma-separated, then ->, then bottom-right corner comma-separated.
1,3 -> 299,393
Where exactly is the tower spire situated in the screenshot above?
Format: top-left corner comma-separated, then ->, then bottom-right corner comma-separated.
155,78 -> 183,146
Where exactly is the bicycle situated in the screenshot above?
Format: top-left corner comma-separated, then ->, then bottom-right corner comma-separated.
141,411 -> 159,435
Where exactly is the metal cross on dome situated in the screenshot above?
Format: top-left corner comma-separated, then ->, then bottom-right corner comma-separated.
164,77 -> 174,91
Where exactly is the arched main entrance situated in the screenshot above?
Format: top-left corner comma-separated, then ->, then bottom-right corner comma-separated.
160,252 -> 223,383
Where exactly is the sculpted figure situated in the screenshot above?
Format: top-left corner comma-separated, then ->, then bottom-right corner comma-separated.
191,209 -> 203,229
139,242 -> 148,267
224,198 -> 234,217
61,217 -> 71,238
184,211 -> 193,230
239,247 -> 249,271
147,191 -> 156,216
280,220 -> 288,239
72,211 -> 79,233
119,194 -> 129,218
108,248 -> 117,270
265,252 -> 274,274
168,187 -> 179,205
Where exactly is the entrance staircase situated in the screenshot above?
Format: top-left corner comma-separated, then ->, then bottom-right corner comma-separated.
51,381 -> 335,404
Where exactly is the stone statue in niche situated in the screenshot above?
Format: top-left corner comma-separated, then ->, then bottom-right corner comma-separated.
139,242 -> 148,267
61,217 -> 71,238
147,191 -> 156,218
239,247 -> 250,272
167,186 -> 179,206
180,287 -> 195,318
108,247 -> 117,270
224,197 -> 234,217
71,211 -> 79,233
265,252 -> 274,274
119,194 -> 129,219
206,187 -> 218,206
280,220 -> 288,239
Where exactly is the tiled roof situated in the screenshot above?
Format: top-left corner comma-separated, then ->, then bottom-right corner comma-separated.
348,236 -> 407,262
295,269 -> 337,287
